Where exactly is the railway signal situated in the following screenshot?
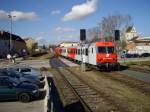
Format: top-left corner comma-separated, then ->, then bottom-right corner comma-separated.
80,29 -> 86,72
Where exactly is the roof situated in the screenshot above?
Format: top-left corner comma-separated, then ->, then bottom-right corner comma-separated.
126,26 -> 136,33
130,36 -> 139,41
0,30 -> 25,42
59,41 -> 79,44
126,26 -> 133,32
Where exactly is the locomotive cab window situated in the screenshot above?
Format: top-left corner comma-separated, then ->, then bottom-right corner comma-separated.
92,48 -> 93,54
78,49 -> 80,55
97,47 -> 114,53
85,49 -> 88,56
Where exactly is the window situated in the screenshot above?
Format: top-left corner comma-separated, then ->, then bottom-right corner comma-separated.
0,78 -> 9,86
82,49 -> 84,55
92,48 -> 93,54
85,49 -> 88,56
98,47 -> 114,53
78,49 -> 80,55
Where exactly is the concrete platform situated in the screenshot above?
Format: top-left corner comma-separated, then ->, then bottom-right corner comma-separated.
59,58 -> 79,67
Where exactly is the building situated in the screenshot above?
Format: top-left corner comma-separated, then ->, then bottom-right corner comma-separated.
125,26 -> 139,41
124,26 -> 150,55
59,42 -> 79,47
24,38 -> 38,54
0,30 -> 27,58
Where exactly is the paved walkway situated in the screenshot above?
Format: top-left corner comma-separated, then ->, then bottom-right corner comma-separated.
59,58 -> 79,67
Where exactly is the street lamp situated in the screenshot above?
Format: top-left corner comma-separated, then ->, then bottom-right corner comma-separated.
8,14 -> 16,53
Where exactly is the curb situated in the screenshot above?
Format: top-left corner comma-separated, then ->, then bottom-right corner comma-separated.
44,76 -> 50,112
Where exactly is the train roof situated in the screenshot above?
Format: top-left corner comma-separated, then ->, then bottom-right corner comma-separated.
95,41 -> 115,46
57,41 -> 115,49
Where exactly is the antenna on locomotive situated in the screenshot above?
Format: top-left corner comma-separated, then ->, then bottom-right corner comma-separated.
80,29 -> 86,72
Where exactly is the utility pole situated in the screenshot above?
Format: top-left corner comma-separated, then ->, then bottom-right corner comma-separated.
8,14 -> 16,53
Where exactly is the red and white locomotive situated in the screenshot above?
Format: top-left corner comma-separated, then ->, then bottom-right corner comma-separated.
55,41 -> 120,70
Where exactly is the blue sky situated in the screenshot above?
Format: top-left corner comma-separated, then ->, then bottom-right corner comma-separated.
0,0 -> 150,45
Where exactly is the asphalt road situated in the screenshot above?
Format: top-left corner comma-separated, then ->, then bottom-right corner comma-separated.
0,99 -> 45,112
120,69 -> 150,83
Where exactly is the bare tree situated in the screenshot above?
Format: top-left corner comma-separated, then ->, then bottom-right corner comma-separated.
87,26 -> 102,42
101,14 -> 133,39
87,14 -> 132,47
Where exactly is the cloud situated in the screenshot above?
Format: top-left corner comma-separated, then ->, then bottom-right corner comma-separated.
57,34 -> 79,43
0,10 -> 8,20
0,10 -> 38,21
51,10 -> 61,15
54,27 -> 76,33
62,0 -> 98,21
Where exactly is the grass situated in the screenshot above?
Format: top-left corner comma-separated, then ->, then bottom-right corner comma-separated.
122,61 -> 150,67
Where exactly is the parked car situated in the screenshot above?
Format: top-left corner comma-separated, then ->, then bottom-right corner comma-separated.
140,53 -> 150,57
0,76 -> 39,102
7,67 -> 44,81
125,53 -> 139,58
0,69 -> 41,87
15,67 -> 44,81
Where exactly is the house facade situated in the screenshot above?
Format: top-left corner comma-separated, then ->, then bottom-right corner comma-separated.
0,31 -> 27,58
125,26 -> 139,41
124,26 -> 150,55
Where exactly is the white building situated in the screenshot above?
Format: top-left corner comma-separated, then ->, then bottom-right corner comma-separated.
124,26 -> 150,55
125,26 -> 139,41
59,42 -> 79,47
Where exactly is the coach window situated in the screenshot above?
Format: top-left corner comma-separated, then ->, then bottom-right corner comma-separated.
92,48 -> 93,54
82,49 -> 84,55
86,49 -> 88,56
84,49 -> 85,55
78,49 -> 80,55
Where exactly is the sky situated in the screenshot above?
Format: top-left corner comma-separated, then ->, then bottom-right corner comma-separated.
0,0 -> 150,45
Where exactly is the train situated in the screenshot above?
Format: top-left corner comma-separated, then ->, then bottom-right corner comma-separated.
55,41 -> 120,71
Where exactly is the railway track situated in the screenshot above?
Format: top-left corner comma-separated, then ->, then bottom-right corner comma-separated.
52,67 -> 128,112
50,58 -> 150,112
99,71 -> 150,96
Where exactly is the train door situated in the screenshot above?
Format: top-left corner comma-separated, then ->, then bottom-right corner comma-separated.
82,44 -> 88,63
76,46 -> 82,62
88,43 -> 96,65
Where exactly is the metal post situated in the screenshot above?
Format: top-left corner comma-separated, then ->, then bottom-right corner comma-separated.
10,15 -> 12,52
8,14 -> 16,53
80,42 -> 85,72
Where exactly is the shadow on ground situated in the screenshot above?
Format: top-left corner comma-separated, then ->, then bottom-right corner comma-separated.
119,65 -> 129,71
47,77 -> 86,112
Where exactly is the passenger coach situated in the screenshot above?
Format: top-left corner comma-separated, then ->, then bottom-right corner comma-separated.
55,41 -> 120,70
